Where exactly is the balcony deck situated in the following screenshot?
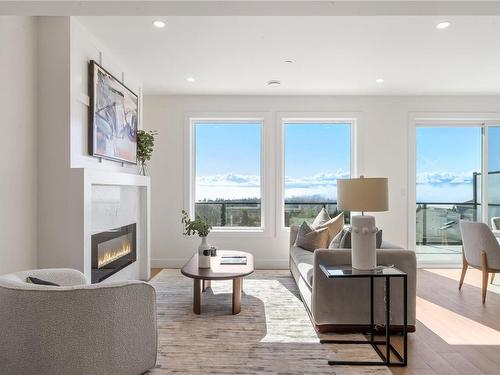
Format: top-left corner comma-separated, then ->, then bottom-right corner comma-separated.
416,244 -> 462,265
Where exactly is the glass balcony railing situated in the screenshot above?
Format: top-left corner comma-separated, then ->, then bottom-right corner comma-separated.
416,170 -> 500,252
194,201 -> 349,228
416,202 -> 479,247
195,201 -> 262,227
416,202 -> 500,245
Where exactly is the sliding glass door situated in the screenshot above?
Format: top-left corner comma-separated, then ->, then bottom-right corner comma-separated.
415,125 -> 482,264
488,126 -> 500,230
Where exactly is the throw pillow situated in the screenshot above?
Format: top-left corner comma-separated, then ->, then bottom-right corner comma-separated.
376,229 -> 383,249
328,229 -> 344,249
312,207 -> 331,227
339,227 -> 352,248
295,221 -> 330,252
337,228 -> 383,249
26,277 -> 60,286
316,212 -> 344,243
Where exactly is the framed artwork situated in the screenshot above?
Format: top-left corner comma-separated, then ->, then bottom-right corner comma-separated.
89,60 -> 138,164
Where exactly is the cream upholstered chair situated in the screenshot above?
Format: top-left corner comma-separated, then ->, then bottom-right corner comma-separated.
459,221 -> 500,303
491,217 -> 500,231
0,268 -> 157,375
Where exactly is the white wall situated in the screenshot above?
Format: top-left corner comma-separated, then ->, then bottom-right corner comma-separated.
37,16 -> 80,269
37,17 -> 145,276
144,95 -> 500,269
0,16 -> 145,275
70,18 -> 142,172
0,17 -> 38,274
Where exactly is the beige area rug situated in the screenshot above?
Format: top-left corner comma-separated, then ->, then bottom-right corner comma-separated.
149,269 -> 391,375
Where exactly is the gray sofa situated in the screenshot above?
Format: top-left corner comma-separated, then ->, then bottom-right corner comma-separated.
289,226 -> 417,333
0,268 -> 157,375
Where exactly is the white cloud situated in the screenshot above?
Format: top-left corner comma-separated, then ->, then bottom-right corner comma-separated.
196,174 -> 260,200
416,171 -> 475,185
416,171 -> 477,202
195,171 -> 477,201
197,171 -> 350,189
196,174 -> 260,187
196,172 -> 349,200
285,170 -> 350,189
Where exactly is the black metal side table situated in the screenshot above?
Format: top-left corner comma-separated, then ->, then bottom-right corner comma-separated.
319,265 -> 408,367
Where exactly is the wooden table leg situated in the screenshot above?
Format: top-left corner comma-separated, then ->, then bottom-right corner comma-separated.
193,279 -> 201,314
202,279 -> 211,292
232,277 -> 242,315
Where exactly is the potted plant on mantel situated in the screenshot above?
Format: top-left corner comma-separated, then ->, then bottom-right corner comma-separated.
137,130 -> 158,176
181,210 -> 213,268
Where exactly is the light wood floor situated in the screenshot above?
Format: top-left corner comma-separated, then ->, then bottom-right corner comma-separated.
390,268 -> 500,375
150,268 -> 162,280
149,268 -> 500,374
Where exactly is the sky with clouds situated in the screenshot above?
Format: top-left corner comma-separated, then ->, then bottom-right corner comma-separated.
195,122 -> 498,204
416,127 -> 481,203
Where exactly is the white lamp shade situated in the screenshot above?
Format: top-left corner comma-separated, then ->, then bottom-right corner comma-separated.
337,177 -> 388,212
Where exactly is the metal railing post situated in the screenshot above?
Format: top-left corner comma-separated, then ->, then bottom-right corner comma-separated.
473,171 -> 478,222
221,203 -> 226,227
422,204 -> 427,245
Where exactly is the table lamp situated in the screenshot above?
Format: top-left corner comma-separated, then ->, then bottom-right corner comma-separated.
337,176 -> 389,270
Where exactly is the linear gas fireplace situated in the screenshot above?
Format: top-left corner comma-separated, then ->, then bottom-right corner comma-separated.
91,223 -> 136,283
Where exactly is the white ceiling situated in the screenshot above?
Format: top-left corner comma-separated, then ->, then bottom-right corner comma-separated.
8,1 -> 500,17
79,15 -> 500,95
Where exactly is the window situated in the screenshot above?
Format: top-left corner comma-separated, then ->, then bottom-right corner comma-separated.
283,120 -> 352,227
192,119 -> 263,229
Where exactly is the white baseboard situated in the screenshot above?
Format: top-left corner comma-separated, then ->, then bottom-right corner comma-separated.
417,260 -> 461,269
254,259 -> 289,269
154,258 -> 461,270
152,258 -> 289,270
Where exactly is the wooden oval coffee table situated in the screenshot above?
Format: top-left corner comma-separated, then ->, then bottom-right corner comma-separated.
181,250 -> 254,315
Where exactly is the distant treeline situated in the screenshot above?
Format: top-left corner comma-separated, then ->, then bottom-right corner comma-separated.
197,194 -> 336,204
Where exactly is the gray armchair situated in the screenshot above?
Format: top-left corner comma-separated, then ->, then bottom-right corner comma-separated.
0,268 -> 157,375
459,220 -> 500,303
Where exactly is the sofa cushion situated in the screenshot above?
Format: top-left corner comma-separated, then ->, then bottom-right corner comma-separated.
312,207 -> 331,227
380,240 -> 404,249
290,246 -> 314,288
315,213 -> 344,243
339,227 -> 352,248
333,240 -> 402,249
328,230 -> 344,249
295,221 -> 329,252
332,227 -> 386,249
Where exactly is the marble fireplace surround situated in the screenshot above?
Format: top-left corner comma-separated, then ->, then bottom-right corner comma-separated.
85,170 -> 150,283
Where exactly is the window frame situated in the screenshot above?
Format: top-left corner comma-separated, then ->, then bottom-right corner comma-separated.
185,113 -> 271,236
277,113 -> 360,232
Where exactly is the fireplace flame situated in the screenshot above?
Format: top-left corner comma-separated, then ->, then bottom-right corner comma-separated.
98,242 -> 132,268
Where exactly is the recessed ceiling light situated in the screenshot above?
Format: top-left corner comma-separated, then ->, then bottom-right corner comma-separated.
375,78 -> 384,83
186,77 -> 195,83
284,60 -> 293,64
152,20 -> 166,28
436,21 -> 451,29
267,80 -> 281,86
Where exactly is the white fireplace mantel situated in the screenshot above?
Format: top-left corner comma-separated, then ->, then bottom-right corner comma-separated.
82,169 -> 151,282
38,165 -> 151,283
